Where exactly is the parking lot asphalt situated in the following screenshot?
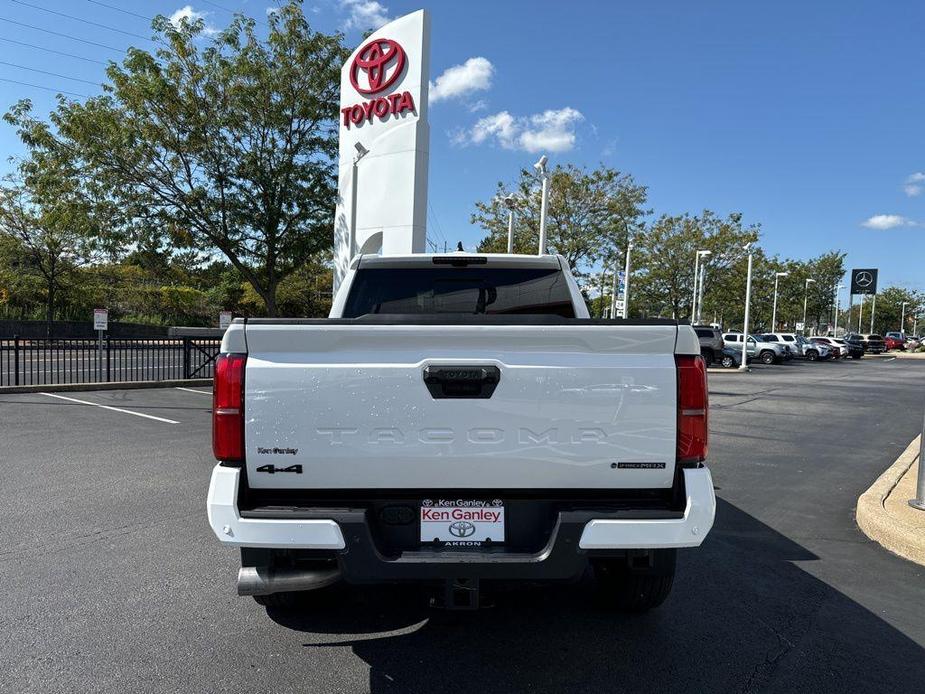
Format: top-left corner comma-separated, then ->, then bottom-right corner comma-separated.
2,359 -> 924,693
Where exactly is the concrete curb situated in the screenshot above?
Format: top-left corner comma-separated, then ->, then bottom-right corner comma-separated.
856,436 -> 925,566
0,379 -> 212,394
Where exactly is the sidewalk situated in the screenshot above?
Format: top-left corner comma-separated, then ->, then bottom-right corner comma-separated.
856,436 -> 925,566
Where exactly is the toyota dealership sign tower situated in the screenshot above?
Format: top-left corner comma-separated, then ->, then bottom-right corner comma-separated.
333,10 -> 431,290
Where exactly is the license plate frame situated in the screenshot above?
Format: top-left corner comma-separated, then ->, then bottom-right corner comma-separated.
420,499 -> 505,546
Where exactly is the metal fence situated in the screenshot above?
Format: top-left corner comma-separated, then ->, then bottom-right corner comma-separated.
0,336 -> 222,387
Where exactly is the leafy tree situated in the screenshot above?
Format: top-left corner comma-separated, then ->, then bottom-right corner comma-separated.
630,211 -> 760,321
0,175 -> 104,323
473,164 -> 648,281
863,285 -> 923,336
5,1 -> 348,316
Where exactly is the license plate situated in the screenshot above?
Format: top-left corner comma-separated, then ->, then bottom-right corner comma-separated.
420,499 -> 505,545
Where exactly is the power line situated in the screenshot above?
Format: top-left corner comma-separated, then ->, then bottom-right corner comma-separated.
0,75 -> 88,98
10,0 -> 152,41
0,59 -> 100,85
0,35 -> 108,65
84,0 -> 150,21
0,16 -> 124,51
199,0 -> 270,27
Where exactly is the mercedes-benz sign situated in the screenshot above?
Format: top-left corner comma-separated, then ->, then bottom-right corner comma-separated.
850,268 -> 878,295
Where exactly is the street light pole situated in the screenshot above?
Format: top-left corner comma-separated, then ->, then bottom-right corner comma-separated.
349,142 -> 370,259
772,272 -> 788,331
622,237 -> 633,319
833,284 -> 845,336
610,253 -> 619,317
691,253 -> 701,320
503,194 -> 516,254
870,293 -> 877,334
691,250 -> 711,323
697,263 -> 706,324
901,301 -> 908,334
739,244 -> 753,372
802,278 -> 816,335
534,155 -> 549,255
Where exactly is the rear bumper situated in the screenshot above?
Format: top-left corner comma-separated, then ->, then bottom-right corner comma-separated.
207,465 -> 715,582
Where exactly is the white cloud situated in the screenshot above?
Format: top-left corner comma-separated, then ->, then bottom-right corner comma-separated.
904,172 -> 925,197
467,111 -> 516,147
467,99 -> 488,113
429,57 -> 494,104
455,107 -> 584,153
862,214 -> 914,230
341,0 -> 391,30
169,5 -> 218,35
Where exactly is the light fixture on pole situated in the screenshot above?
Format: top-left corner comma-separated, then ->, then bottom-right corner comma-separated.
802,278 -> 816,335
739,243 -> 754,372
502,194 -> 516,254
691,250 -> 711,324
771,272 -> 789,331
900,301 -> 908,334
534,155 -> 549,255
349,141 -> 370,260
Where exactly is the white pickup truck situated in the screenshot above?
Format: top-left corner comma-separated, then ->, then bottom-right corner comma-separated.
207,253 -> 714,611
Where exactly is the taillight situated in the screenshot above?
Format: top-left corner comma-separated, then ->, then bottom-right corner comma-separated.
676,354 -> 708,465
213,353 -> 246,463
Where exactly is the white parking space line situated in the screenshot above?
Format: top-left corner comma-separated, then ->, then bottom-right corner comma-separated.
175,387 -> 212,395
37,392 -> 180,424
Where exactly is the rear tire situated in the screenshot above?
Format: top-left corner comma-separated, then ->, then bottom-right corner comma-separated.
806,349 -> 819,361
760,350 -> 775,365
721,355 -> 735,368
701,349 -> 715,366
852,354 -> 862,359
593,550 -> 676,612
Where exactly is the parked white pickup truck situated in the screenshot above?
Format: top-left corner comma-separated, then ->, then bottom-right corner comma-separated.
207,253 -> 714,611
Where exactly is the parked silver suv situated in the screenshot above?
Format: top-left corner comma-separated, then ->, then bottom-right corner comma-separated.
762,333 -> 831,361
723,332 -> 787,365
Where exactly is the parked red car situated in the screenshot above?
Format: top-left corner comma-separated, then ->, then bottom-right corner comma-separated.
884,334 -> 905,351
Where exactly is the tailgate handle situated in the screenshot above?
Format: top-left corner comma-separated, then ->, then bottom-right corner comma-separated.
423,365 -> 500,399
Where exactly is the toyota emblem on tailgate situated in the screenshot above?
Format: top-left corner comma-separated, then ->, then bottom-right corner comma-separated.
449,521 -> 476,538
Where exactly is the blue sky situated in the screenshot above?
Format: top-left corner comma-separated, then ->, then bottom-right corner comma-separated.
0,1 -> 923,290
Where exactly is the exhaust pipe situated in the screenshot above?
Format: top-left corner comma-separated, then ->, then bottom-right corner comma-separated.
237,565 -> 342,596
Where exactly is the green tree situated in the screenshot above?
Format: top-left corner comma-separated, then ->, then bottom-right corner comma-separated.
472,164 -> 648,281
0,176 -> 104,323
630,211 -> 760,321
5,1 -> 347,316
865,286 -> 924,336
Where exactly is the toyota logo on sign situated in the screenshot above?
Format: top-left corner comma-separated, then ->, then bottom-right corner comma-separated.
350,38 -> 406,95
448,521 -> 476,538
